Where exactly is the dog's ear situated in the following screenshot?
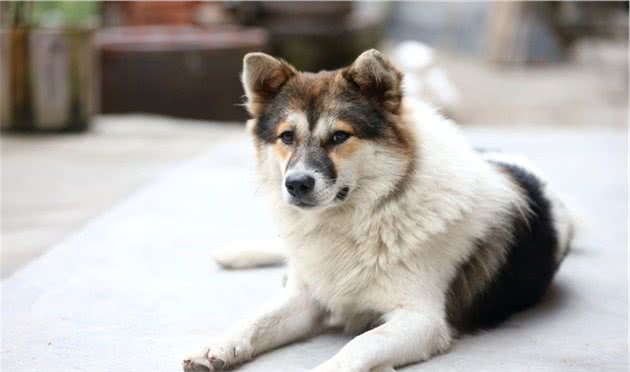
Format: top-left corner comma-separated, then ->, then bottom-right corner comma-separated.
342,49 -> 403,113
241,52 -> 296,116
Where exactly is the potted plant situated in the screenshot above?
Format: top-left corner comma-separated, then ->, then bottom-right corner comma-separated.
1,1 -> 99,132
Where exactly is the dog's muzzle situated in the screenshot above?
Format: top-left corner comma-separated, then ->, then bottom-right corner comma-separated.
285,172 -> 318,207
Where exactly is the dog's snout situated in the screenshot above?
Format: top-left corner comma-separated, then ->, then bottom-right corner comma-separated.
285,173 -> 315,198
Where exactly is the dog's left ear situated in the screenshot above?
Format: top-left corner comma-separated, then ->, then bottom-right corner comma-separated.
342,49 -> 403,113
242,52 -> 297,116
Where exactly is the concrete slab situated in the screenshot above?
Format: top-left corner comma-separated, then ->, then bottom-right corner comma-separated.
2,128 -> 627,371
1,115 -> 243,278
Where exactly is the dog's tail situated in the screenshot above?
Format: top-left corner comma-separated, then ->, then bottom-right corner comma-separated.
480,151 -> 587,263
212,239 -> 286,269
551,192 -> 589,263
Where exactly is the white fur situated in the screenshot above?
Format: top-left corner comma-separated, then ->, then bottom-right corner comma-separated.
186,99 -> 576,372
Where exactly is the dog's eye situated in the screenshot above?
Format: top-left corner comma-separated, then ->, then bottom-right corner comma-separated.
331,131 -> 351,145
279,131 -> 295,145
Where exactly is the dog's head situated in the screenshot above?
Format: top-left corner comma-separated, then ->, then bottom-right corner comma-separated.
242,49 -> 415,210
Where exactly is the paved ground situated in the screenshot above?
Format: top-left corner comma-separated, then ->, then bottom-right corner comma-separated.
1,116 -> 242,278
2,126 -> 627,372
441,51 -> 628,128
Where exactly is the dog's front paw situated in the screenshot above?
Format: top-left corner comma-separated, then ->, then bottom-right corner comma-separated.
182,354 -> 209,372
182,354 -> 215,372
182,341 -> 252,371
182,349 -> 222,372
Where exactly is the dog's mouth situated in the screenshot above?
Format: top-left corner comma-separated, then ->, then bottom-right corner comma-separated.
293,200 -> 317,209
335,186 -> 350,201
288,186 -> 351,210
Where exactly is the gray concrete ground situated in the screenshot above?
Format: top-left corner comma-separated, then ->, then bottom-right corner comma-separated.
2,127 -> 627,372
1,116 -> 243,278
442,53 -> 628,128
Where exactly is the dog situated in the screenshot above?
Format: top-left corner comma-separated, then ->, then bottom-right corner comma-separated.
183,49 -> 577,372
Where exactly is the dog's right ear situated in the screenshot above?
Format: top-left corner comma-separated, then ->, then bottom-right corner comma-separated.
241,52 -> 296,116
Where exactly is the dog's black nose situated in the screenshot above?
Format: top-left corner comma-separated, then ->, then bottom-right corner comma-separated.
285,174 -> 315,198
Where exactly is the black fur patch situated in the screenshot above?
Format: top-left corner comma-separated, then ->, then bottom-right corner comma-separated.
285,143 -> 337,182
304,147 -> 337,181
336,87 -> 388,140
306,95 -> 321,131
255,89 -> 293,144
453,162 -> 561,331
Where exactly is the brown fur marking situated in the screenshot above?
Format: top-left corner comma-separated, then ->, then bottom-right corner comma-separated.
273,142 -> 292,162
330,138 -> 359,163
335,120 -> 355,135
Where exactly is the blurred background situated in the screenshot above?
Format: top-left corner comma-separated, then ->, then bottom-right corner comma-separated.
1,1 -> 628,278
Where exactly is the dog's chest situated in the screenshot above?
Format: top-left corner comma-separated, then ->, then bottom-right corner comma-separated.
286,217 -> 418,312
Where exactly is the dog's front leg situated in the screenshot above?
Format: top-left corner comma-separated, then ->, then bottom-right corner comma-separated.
311,308 -> 452,372
183,289 -> 323,371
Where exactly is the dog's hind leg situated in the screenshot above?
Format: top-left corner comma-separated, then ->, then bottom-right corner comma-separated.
212,238 -> 286,269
